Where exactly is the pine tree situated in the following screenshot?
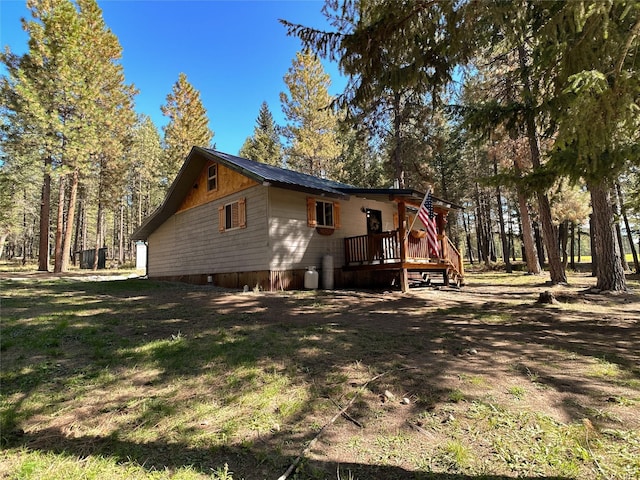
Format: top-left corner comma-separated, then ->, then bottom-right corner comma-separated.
538,1 -> 639,291
455,2 -> 568,282
1,0 -> 137,272
280,50 -> 340,178
239,101 -> 283,166
334,118 -> 387,187
161,73 -> 214,184
127,115 -> 164,227
282,1 -> 471,187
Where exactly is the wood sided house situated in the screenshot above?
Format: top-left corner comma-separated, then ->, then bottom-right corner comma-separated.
132,147 -> 464,292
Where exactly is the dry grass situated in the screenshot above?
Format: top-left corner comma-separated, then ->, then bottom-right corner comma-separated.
1,268 -> 639,479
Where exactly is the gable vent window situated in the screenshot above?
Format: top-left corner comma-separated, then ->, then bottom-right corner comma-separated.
218,198 -> 246,232
207,164 -> 218,191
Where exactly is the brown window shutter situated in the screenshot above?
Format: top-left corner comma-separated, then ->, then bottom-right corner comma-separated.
307,197 -> 317,227
333,202 -> 341,229
393,213 -> 399,229
231,202 -> 239,227
238,198 -> 246,228
218,205 -> 225,232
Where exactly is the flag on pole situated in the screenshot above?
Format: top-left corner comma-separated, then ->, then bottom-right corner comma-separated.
417,192 -> 440,258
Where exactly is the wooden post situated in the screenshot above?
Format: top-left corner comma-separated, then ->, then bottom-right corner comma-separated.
398,201 -> 409,292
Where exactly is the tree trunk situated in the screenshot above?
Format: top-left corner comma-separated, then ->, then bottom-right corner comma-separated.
494,154 -> 512,272
614,221 -> 629,271
589,181 -> 626,291
392,92 -> 405,188
119,203 -> 125,264
93,199 -> 105,271
518,43 -> 566,284
616,183 -> 639,273
559,220 -> 569,269
462,211 -> 474,264
60,170 -> 79,273
570,222 -> 576,270
38,157 -> 52,272
138,175 -> 143,227
533,222 -> 545,266
590,214 -> 597,277
53,175 -> 66,273
514,184 -> 540,274
73,195 -> 83,266
611,186 -> 629,271
81,201 -> 87,252
0,233 -> 8,260
578,224 -> 582,263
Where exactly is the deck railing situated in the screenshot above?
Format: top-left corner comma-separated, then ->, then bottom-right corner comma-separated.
444,236 -> 464,278
345,230 -> 464,274
345,230 -> 438,264
344,231 -> 401,264
344,230 -> 465,284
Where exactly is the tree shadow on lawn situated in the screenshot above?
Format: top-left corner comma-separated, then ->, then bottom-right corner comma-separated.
12,427 -> 571,480
2,277 -> 638,478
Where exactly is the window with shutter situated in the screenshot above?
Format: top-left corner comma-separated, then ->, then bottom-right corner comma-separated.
219,198 -> 246,232
308,198 -> 339,229
307,197 -> 317,227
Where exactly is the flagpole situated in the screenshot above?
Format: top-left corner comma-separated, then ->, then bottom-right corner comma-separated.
405,186 -> 431,240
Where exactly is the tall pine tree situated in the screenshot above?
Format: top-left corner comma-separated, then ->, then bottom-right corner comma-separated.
239,101 -> 283,166
539,0 -> 639,291
161,73 -> 214,184
280,50 -> 340,178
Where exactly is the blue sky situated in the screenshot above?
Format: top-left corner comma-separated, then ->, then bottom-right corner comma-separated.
0,0 -> 346,154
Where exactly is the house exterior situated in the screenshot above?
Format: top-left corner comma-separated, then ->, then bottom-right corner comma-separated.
132,147 -> 463,292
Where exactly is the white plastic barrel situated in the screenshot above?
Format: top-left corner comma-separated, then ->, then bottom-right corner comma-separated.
304,266 -> 319,289
322,255 -> 334,290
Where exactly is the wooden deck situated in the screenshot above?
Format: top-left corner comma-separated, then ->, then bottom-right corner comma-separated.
343,230 -> 465,287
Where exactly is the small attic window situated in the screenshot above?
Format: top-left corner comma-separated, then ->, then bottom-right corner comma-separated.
207,164 -> 218,191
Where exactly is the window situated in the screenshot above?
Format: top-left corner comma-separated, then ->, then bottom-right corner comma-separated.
218,198 -> 246,232
316,200 -> 334,227
207,164 -> 217,191
307,197 -> 340,229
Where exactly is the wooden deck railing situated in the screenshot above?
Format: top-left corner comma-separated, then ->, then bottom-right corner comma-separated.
344,230 -> 465,279
444,236 -> 464,278
344,231 -> 401,264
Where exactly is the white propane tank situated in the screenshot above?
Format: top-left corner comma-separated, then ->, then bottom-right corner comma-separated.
304,266 -> 319,289
322,255 -> 334,289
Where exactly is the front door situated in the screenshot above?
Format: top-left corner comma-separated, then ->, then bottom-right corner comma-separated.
366,209 -> 382,234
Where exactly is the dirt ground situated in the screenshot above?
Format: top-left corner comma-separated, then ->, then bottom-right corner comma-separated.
2,268 -> 639,478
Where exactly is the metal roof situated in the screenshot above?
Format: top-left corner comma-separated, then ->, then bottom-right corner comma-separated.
210,149 -> 354,197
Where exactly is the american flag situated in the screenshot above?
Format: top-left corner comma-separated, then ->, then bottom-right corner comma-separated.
417,192 -> 440,258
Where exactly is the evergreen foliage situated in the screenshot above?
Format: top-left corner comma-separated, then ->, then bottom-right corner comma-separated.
161,72 -> 214,185
280,50 -> 340,178
239,101 -> 283,167
127,115 -> 165,227
1,0 -> 136,272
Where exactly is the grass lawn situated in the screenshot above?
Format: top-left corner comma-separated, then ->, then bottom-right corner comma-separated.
1,268 -> 639,479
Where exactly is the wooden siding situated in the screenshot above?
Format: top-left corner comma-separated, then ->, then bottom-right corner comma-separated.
267,188 -> 399,270
177,160 -> 259,213
148,185 -> 269,277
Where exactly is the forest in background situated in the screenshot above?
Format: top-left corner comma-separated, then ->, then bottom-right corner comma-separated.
1,0 -> 639,291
